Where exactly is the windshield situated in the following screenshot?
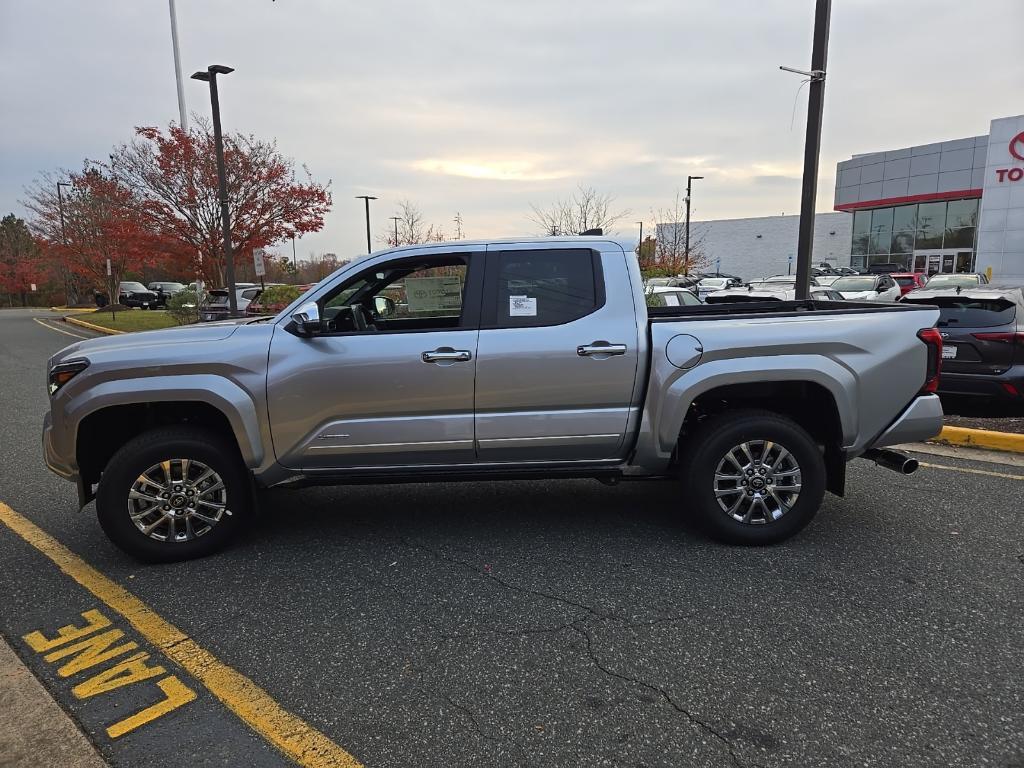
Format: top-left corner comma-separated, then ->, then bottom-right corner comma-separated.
925,274 -> 979,288
699,278 -> 727,289
120,282 -> 147,292
903,297 -> 1016,328
833,277 -> 877,291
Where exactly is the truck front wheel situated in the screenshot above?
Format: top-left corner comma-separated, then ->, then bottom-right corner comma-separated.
95,426 -> 251,562
677,410 -> 825,545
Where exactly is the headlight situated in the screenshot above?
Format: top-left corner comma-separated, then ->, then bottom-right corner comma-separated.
48,360 -> 89,395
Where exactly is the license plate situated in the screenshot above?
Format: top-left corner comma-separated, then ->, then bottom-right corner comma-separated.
942,345 -> 957,359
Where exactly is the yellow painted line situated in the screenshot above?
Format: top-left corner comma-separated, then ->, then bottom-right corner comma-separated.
65,316 -> 124,335
930,425 -> 1024,454
919,461 -> 1024,481
0,502 -> 363,768
33,317 -> 91,340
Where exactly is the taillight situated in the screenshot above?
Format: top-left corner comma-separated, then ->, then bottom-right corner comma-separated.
971,332 -> 1024,344
917,327 -> 942,394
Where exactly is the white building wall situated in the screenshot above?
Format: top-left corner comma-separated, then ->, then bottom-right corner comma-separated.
977,115 -> 1024,281
656,212 -> 851,280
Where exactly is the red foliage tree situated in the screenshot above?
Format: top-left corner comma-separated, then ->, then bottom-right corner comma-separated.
25,168 -> 163,302
108,122 -> 332,287
0,214 -> 43,306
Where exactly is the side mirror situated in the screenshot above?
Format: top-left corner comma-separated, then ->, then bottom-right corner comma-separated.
373,295 -> 396,318
291,300 -> 321,336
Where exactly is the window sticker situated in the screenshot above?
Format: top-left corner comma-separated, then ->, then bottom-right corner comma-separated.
405,276 -> 463,313
509,295 -> 537,317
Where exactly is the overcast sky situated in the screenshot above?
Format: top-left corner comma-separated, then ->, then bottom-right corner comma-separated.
2,0 -> 1022,262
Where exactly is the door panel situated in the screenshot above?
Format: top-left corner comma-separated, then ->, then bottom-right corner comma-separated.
267,247 -> 483,470
268,329 -> 478,468
474,248 -> 640,462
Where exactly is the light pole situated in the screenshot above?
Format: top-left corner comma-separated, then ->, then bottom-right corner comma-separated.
291,233 -> 297,273
684,175 -> 703,276
191,64 -> 237,314
636,221 -> 643,260
355,196 -> 377,253
390,216 -> 401,247
168,0 -> 187,131
56,181 -> 72,306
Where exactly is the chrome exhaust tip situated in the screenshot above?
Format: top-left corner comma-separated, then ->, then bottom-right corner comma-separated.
862,448 -> 919,475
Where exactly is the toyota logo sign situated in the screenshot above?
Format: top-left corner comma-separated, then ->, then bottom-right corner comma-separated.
1010,131 -> 1024,162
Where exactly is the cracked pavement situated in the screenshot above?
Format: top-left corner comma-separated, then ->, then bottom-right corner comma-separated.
2,308 -> 1023,767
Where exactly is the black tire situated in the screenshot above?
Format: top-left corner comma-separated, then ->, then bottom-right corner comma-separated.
677,409 -> 825,545
96,426 -> 251,563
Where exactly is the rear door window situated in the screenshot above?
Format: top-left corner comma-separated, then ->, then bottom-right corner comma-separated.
486,249 -> 602,328
903,297 -> 1016,328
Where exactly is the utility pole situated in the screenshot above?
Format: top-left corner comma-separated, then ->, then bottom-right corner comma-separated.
291,233 -> 297,273
191,64 -> 237,314
355,196 -> 377,253
786,0 -> 832,300
390,216 -> 401,247
168,0 -> 188,131
684,175 -> 703,275
453,212 -> 463,240
636,221 -> 644,260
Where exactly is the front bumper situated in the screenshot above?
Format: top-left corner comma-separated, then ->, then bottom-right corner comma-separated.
867,394 -> 944,449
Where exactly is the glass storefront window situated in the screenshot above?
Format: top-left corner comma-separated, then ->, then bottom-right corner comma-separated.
946,199 -> 978,229
944,227 -> 976,248
851,233 -> 868,255
917,201 -> 946,242
891,231 -> 914,254
853,210 -> 871,234
869,208 -> 893,254
892,204 -> 917,233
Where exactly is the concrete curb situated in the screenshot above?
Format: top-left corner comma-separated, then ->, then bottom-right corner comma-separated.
930,426 -> 1024,454
64,316 -> 123,335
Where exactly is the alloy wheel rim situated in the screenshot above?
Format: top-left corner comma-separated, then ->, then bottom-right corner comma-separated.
712,440 -> 802,525
127,459 -> 230,542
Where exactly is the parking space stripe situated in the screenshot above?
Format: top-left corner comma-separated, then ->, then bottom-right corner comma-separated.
0,502 -> 363,768
919,461 -> 1024,481
32,316 -> 92,340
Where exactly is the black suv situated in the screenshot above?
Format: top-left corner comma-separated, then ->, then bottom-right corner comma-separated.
902,285 -> 1024,403
117,281 -> 159,309
147,281 -> 186,308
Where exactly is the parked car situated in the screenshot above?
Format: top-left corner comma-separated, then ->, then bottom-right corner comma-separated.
760,275 -> 822,287
831,274 -> 901,302
644,276 -> 701,290
923,273 -> 989,289
705,285 -> 845,303
117,282 -> 159,309
43,236 -> 943,561
696,277 -> 740,300
866,263 -> 906,274
901,286 -> 1024,402
198,285 -> 261,322
815,275 -> 841,287
646,286 -> 702,307
147,281 -> 186,308
891,273 -> 929,297
245,284 -> 316,316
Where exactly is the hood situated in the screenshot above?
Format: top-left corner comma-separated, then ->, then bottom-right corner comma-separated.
839,290 -> 875,300
48,320 -> 246,368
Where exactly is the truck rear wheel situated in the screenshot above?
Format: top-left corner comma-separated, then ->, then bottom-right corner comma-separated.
96,426 -> 250,562
677,410 -> 825,545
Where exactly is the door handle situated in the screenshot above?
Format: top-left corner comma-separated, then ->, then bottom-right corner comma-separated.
422,348 -> 472,363
577,342 -> 627,357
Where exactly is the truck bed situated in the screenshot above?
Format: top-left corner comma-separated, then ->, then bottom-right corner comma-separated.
647,299 -> 937,321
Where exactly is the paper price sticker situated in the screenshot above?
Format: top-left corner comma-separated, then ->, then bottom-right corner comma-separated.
509,295 -> 537,317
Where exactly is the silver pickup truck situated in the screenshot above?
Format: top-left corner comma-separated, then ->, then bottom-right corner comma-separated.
43,237 -> 945,561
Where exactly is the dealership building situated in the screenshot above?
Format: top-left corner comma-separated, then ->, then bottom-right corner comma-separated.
834,113 -> 1024,280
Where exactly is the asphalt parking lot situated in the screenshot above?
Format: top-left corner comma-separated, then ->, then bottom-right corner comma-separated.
1,307 -> 1022,768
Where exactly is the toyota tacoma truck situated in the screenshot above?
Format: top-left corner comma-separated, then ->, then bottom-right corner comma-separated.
43,237 -> 945,561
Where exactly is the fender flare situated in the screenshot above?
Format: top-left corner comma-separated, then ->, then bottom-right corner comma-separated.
67,374 -> 264,468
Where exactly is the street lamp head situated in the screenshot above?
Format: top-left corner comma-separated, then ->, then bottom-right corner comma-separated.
355,195 -> 378,201
208,64 -> 234,76
688,175 -> 705,181
190,71 -> 210,82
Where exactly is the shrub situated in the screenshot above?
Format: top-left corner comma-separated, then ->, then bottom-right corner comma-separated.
167,289 -> 199,325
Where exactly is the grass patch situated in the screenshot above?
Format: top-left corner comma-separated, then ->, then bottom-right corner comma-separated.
83,309 -> 181,332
